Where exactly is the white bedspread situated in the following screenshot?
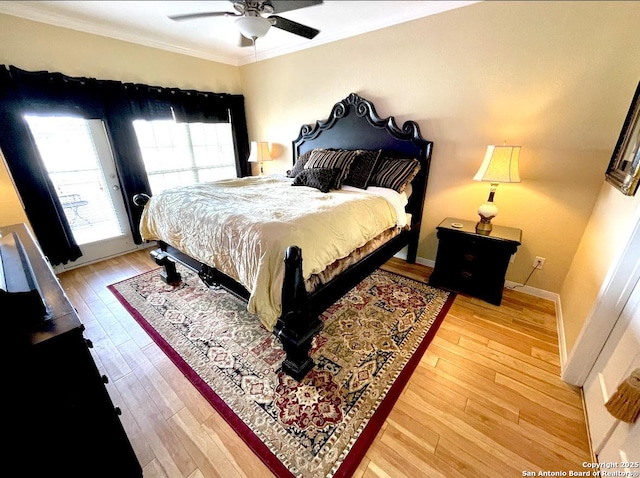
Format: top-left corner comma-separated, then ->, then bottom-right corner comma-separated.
139,175 -> 406,330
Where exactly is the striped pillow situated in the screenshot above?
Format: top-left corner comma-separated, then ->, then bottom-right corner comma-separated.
369,157 -> 421,193
304,149 -> 359,188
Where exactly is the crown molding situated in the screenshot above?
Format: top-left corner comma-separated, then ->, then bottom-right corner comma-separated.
239,1 -> 480,65
1,1 -> 480,67
0,3 -> 240,66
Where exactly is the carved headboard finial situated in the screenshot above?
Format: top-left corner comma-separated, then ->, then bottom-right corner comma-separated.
297,93 -> 423,144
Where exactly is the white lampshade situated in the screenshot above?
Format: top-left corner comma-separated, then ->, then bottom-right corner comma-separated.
473,145 -> 521,183
236,16 -> 271,40
248,141 -> 272,163
473,144 -> 521,234
248,141 -> 273,175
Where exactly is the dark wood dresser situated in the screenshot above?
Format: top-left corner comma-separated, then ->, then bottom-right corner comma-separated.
1,223 -> 142,477
429,217 -> 522,305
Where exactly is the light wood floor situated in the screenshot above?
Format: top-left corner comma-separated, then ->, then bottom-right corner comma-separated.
57,249 -> 593,478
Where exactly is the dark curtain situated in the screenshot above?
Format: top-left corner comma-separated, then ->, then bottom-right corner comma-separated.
0,65 -> 250,264
100,81 -> 155,245
229,95 -> 252,178
0,66 -> 101,264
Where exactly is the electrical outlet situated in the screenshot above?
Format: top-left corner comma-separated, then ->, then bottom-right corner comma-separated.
534,256 -> 546,269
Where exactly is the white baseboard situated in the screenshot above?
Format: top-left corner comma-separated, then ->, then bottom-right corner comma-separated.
505,280 -> 567,370
393,248 -> 435,268
52,242 -> 155,274
395,249 -> 568,371
504,280 -> 558,301
416,256 -> 435,268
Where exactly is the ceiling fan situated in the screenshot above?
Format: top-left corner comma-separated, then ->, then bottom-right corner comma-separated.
168,0 -> 323,47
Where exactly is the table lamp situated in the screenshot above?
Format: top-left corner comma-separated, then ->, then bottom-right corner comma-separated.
473,144 -> 521,234
248,141 -> 273,175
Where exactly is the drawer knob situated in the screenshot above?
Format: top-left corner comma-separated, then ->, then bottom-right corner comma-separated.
102,374 -> 109,384
114,407 -> 122,416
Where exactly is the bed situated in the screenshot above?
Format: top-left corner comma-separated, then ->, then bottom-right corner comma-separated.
134,93 -> 433,380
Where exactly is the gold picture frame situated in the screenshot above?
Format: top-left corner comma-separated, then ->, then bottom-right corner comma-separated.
606,81 -> 640,196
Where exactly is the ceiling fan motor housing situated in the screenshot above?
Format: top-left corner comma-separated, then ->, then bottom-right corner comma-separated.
233,1 -> 274,16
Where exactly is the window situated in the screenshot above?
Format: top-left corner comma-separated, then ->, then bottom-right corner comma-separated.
25,115 -> 130,246
133,120 -> 237,194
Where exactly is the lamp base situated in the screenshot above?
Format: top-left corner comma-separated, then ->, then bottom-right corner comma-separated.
475,219 -> 493,235
476,200 -> 498,235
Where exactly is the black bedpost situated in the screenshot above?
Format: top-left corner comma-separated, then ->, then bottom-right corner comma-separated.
150,249 -> 182,285
273,246 -> 323,381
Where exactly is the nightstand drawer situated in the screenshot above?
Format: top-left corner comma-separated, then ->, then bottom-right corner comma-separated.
429,218 -> 522,305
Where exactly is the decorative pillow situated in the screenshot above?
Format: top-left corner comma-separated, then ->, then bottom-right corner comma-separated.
286,150 -> 313,178
304,149 -> 359,189
369,157 -> 421,193
343,150 -> 381,189
292,168 -> 339,193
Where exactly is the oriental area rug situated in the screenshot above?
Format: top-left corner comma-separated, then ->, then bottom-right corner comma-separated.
109,265 -> 454,478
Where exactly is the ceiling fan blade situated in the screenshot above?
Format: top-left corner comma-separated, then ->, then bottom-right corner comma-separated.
168,11 -> 237,21
269,15 -> 319,39
268,1 -> 323,14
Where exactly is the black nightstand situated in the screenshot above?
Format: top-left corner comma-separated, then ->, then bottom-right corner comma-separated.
429,217 -> 522,305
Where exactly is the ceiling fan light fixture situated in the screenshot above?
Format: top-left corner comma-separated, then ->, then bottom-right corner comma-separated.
235,16 -> 271,40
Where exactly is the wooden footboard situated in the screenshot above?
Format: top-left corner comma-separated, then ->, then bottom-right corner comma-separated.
149,242 -> 325,380
149,229 -> 412,381
274,232 -> 414,380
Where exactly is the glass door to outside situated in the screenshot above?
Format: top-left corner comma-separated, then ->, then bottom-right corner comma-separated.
25,115 -> 137,268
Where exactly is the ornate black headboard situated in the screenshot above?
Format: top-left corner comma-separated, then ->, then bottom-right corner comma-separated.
292,93 -> 433,256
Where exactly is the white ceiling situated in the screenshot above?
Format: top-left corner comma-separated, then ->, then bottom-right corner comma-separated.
0,1 -> 478,66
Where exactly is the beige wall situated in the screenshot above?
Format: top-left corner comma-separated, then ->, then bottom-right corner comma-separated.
239,1 -> 640,299
0,14 -> 241,227
561,182 -> 640,352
